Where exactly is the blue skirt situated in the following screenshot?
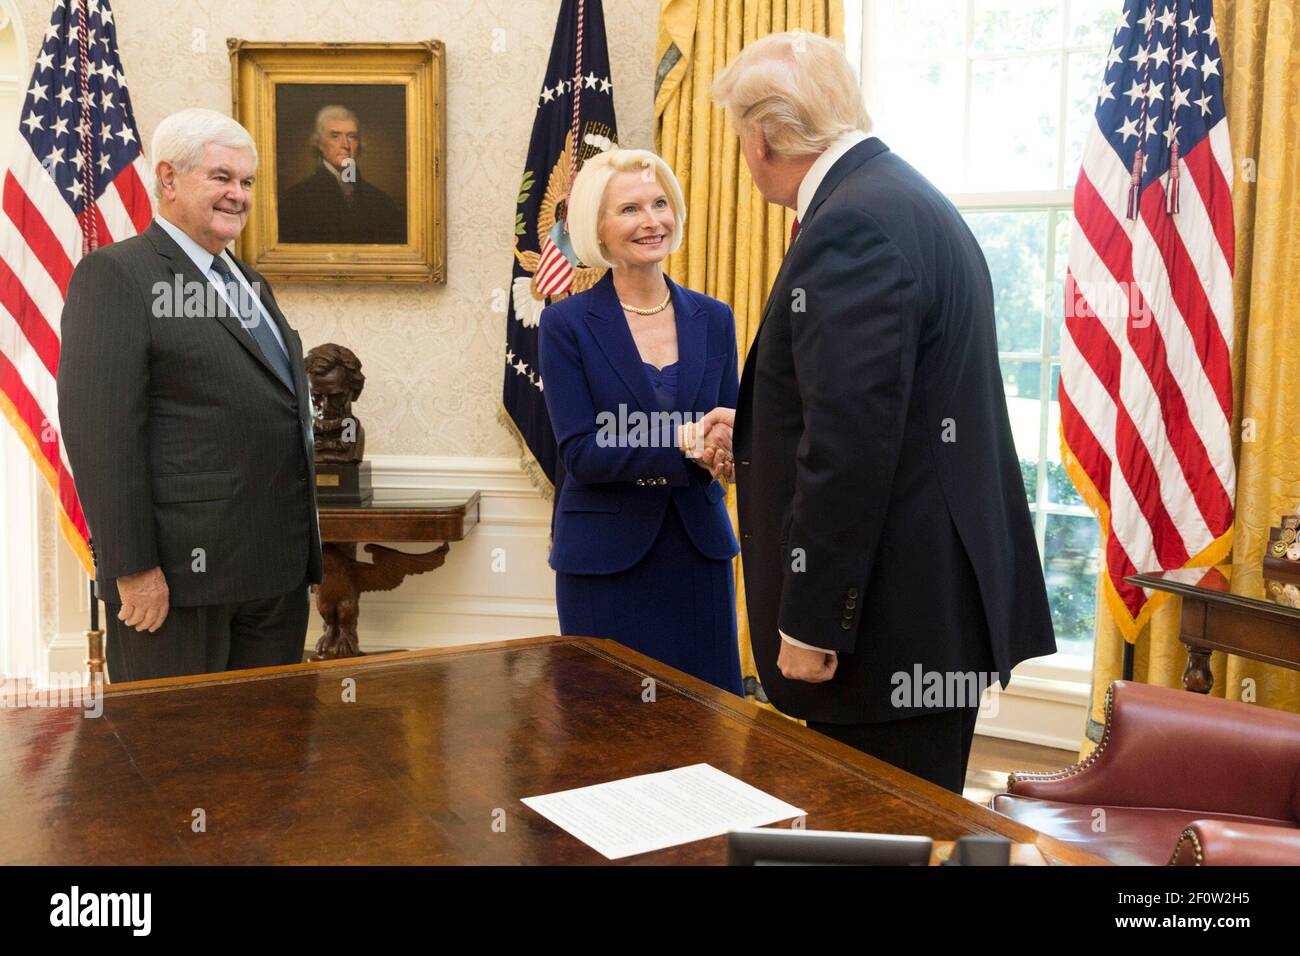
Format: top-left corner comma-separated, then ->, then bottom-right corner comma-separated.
556,501 -> 743,696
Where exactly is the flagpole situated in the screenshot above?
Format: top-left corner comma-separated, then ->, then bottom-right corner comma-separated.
85,576 -> 104,679
76,0 -> 104,681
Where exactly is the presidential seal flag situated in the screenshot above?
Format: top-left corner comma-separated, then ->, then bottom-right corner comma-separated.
499,0 -> 618,496
1060,0 -> 1236,640
0,0 -> 151,577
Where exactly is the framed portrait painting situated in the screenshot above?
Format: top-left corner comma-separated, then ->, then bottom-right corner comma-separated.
228,40 -> 446,282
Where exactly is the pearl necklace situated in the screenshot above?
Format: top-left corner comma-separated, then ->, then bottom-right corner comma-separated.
619,289 -> 672,316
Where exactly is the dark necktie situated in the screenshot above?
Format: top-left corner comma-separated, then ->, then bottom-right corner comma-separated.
208,255 -> 295,390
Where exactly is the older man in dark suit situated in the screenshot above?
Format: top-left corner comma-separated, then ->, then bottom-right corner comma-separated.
702,33 -> 1056,792
57,107 -> 322,682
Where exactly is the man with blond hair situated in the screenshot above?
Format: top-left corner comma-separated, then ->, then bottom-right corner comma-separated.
703,32 -> 1055,791
58,108 -> 322,682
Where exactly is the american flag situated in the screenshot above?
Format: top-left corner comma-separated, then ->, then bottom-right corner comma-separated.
1060,0 -> 1235,638
0,0 -> 151,575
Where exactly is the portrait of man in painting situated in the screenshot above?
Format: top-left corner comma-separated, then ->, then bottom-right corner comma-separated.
275,83 -> 408,245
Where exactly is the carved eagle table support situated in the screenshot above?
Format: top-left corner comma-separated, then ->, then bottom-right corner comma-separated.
313,542 -> 451,660
306,347 -> 480,659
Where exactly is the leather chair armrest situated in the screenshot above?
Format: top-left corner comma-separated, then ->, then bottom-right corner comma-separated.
1170,820 -> 1300,866
1007,681 -> 1300,821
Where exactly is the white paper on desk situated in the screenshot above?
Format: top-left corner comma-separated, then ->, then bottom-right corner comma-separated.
521,763 -> 805,860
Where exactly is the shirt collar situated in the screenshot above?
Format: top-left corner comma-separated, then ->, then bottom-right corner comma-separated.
795,129 -> 870,223
154,213 -> 235,276
321,158 -> 352,186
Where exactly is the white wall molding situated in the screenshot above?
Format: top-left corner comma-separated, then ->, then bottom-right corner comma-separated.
977,672 -> 1090,754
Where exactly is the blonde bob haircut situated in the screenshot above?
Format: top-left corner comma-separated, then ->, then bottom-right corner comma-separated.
711,31 -> 871,158
566,148 -> 686,270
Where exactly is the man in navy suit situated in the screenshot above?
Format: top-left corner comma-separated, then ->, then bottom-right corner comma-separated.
703,33 -> 1056,792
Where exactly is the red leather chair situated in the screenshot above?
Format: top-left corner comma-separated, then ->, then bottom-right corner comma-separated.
991,680 -> 1300,865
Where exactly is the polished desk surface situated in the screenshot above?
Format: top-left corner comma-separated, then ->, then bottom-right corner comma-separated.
317,489 -> 480,543
0,638 -> 1106,865
318,488 -> 480,513
1129,565 -> 1300,618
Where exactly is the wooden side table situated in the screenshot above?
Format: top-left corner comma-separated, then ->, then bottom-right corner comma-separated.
1126,566 -> 1300,693
314,489 -> 480,659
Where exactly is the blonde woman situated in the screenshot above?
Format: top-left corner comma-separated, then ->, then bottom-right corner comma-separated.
537,149 -> 741,694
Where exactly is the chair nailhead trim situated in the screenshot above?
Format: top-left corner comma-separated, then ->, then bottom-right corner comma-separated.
1007,682 -> 1116,789
1169,827 -> 1204,866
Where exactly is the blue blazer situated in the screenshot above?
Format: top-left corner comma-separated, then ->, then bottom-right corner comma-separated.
538,271 -> 741,574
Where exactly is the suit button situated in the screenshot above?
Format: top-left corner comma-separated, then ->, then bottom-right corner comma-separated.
740,460 -> 750,466
847,588 -> 859,599
743,533 -> 752,541
657,477 -> 668,485
635,479 -> 645,486
845,599 -> 856,610
840,621 -> 853,630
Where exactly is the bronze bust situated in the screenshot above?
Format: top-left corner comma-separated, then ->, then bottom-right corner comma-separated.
305,343 -> 366,464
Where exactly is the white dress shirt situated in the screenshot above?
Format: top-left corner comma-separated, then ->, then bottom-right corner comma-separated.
153,214 -> 289,355
778,129 -> 870,657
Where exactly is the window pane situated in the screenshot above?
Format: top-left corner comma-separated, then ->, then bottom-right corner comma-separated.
1001,358 -> 1042,400
1065,49 -> 1107,184
972,0 -> 1061,54
964,210 -> 1048,353
1043,513 -> 1100,655
871,0 -> 966,56
968,54 -> 1062,190
872,59 -> 966,191
1070,0 -> 1122,47
1001,359 -> 1043,506
1045,363 -> 1086,506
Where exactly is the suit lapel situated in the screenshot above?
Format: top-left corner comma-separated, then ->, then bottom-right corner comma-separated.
229,254 -> 301,398
143,221 -> 293,393
582,271 -> 661,415
667,275 -> 706,411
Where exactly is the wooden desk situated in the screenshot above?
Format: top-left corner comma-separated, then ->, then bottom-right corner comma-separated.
0,638 -> 1106,865
1127,566 -> 1300,694
314,490 -> 480,659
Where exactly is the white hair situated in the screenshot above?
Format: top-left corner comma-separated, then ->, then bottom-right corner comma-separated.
311,104 -> 361,151
711,31 -> 870,158
566,148 -> 686,271
150,108 -> 257,200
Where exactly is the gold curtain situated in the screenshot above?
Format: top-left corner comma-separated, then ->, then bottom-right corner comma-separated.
1083,0 -> 1300,753
654,0 -> 844,694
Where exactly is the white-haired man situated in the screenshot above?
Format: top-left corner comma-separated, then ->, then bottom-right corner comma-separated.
279,104 -> 405,244
703,33 -> 1055,792
57,107 -> 322,682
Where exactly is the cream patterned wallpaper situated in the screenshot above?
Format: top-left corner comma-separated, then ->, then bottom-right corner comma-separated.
20,0 -> 661,458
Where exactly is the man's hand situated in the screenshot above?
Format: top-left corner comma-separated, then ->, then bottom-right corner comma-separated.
777,640 -> 838,683
117,566 -> 170,633
698,406 -> 736,448
697,423 -> 734,481
694,407 -> 737,481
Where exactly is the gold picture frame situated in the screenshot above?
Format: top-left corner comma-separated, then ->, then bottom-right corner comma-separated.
228,39 -> 446,283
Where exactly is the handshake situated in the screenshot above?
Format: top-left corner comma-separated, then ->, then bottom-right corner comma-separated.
678,407 -> 737,482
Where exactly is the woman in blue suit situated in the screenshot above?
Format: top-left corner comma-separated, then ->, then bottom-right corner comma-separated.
538,148 -> 742,694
